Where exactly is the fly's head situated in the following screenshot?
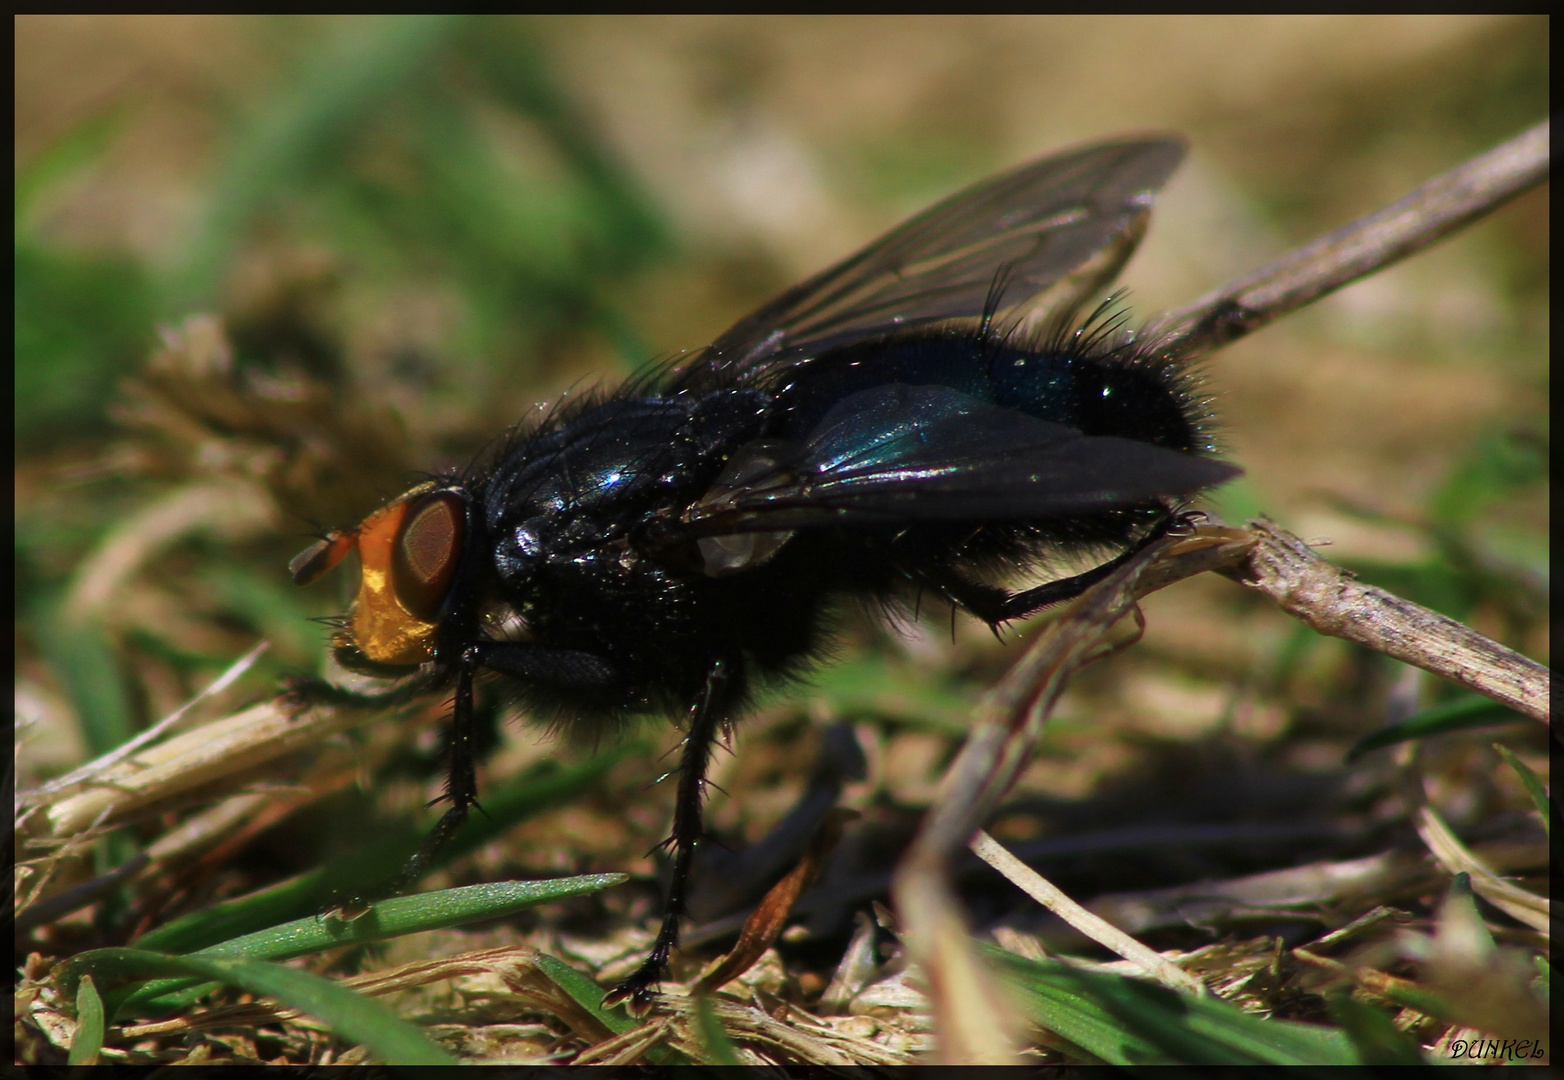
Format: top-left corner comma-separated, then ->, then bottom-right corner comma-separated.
290,481 -> 472,673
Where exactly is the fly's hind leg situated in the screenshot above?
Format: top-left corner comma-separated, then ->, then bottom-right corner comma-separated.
603,656 -> 734,1015
924,511 -> 1191,627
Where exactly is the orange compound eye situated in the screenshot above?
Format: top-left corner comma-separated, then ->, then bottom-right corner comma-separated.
392,492 -> 466,622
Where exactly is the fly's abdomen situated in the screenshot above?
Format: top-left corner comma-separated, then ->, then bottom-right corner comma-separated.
773,327 -> 1208,455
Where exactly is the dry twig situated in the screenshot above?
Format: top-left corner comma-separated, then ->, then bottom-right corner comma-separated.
1223,520 -> 1549,723
1151,119 -> 1550,361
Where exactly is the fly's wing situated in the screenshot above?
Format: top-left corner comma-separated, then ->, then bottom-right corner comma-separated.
670,137 -> 1185,393
679,384 -> 1240,536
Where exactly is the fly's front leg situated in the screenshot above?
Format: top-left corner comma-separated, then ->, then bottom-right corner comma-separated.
382,649 -> 483,896
325,639 -> 624,915
604,656 -> 732,1015
320,650 -> 481,915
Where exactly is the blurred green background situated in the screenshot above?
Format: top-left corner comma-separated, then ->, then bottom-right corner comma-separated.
15,14 -> 1547,802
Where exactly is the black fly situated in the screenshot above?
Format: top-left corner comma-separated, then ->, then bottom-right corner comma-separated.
289,135 -> 1241,1012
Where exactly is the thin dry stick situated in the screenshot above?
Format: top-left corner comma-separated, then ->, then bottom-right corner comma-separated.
1150,119 -> 1550,361
1085,848 -> 1442,937
574,1019 -> 673,1066
20,640 -> 271,807
969,828 -> 1205,996
1224,519 -> 1549,723
37,698 -> 357,839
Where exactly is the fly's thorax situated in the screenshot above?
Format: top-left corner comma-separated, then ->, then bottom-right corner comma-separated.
479,391 -> 768,525
477,388 -> 777,582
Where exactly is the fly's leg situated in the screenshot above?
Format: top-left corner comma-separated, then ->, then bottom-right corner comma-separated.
912,565 -> 1014,625
603,656 -> 732,1015
921,510 -> 1190,627
989,546 -> 1139,620
994,511 -> 1193,621
380,652 -> 483,896
311,641 -> 623,915
318,653 -> 482,915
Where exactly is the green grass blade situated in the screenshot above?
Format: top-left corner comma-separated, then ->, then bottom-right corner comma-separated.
1347,695 -> 1524,760
67,975 -> 105,1066
531,951 -> 634,1036
121,874 -> 623,1017
134,743 -> 643,955
986,946 -> 1361,1066
1492,742 -> 1551,838
529,953 -> 686,1065
1327,992 -> 1427,1065
199,875 -> 627,961
61,948 -> 455,1065
38,612 -> 134,758
802,653 -> 979,735
987,949 -> 1163,1064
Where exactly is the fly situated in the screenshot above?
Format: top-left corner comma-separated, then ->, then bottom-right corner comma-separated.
290,135 -> 1242,1012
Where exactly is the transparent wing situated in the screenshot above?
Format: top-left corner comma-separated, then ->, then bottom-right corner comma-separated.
670,137 -> 1185,393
